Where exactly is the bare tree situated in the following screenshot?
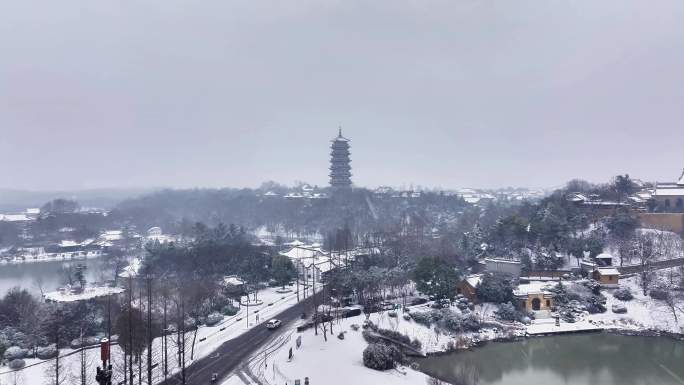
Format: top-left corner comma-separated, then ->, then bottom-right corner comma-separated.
630,232 -> 658,295
664,291 -> 684,326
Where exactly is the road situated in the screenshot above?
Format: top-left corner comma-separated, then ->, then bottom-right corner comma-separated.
161,291 -> 322,385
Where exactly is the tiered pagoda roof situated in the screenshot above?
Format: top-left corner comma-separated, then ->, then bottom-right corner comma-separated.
329,128 -> 352,188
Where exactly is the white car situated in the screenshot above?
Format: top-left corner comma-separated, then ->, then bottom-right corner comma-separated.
266,319 -> 282,329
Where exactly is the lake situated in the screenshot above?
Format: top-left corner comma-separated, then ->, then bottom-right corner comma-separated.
415,333 -> 684,385
0,257 -> 115,296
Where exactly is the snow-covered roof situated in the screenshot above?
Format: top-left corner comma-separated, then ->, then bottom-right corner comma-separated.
514,281 -> 554,296
284,239 -> 305,246
280,245 -> 325,260
484,258 -> 521,265
463,196 -> 481,204
580,259 -> 596,267
119,258 -> 142,278
568,193 -> 588,202
465,274 -> 483,288
654,188 -> 684,196
280,245 -> 323,259
25,208 -> 40,215
147,227 -> 162,236
596,268 -> 620,276
102,230 -> 123,241
223,275 -> 244,286
595,253 -> 613,260
59,240 -> 80,248
0,214 -> 30,222
313,259 -> 339,273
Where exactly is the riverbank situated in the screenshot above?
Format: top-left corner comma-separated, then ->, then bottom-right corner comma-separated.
0,251 -> 103,265
240,302 -> 684,385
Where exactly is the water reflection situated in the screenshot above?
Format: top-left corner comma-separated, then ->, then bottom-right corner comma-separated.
416,334 -> 684,385
0,257 -> 113,296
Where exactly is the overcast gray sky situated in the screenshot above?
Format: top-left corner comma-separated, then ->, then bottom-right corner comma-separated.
2,0 -> 683,191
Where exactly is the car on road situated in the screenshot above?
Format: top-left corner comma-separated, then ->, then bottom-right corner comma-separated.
266,319 -> 282,329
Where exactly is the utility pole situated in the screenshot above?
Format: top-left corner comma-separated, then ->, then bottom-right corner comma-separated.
246,293 -> 250,328
163,292 -> 168,383
138,282 -> 143,385
313,268 -> 318,336
128,275 -> 133,385
296,268 -> 300,303
146,274 -> 153,385
80,329 -> 86,385
54,322 -> 60,385
180,290 -> 186,385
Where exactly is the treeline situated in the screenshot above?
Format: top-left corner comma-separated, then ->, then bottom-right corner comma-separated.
479,176 -> 643,270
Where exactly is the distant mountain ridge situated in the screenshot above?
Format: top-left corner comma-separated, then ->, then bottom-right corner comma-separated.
0,188 -> 159,212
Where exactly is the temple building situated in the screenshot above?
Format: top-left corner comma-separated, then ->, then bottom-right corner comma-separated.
653,168 -> 684,211
329,128 -> 352,188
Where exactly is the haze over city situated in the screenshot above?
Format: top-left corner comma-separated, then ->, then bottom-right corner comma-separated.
2,0 -> 684,191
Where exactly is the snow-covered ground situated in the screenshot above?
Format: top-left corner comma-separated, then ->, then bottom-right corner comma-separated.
587,274 -> 684,334
222,276 -> 684,385
525,273 -> 684,335
226,313 -> 430,385
0,283 -> 319,385
43,285 -> 125,302
224,303 -> 523,385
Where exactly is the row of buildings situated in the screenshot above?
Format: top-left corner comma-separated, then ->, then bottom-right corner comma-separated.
569,169 -> 684,234
0,226 -> 176,264
458,255 -> 620,313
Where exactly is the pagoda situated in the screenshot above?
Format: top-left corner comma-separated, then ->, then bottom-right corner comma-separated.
329,128 -> 352,189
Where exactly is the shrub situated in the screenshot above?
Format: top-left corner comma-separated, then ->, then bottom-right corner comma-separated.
440,310 -> 462,332
363,328 -> 421,350
410,311 -> 433,327
36,344 -> 58,359
205,312 -> 223,326
475,273 -> 515,303
429,309 -> 446,323
650,289 -> 669,300
460,314 -> 481,332
4,346 -> 28,361
585,295 -> 607,314
9,358 -> 25,370
221,304 -> 239,316
584,280 -> 602,295
0,327 -> 29,350
430,299 -> 451,309
495,302 -> 524,322
376,329 -> 411,345
613,288 -> 633,301
362,343 -> 401,370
